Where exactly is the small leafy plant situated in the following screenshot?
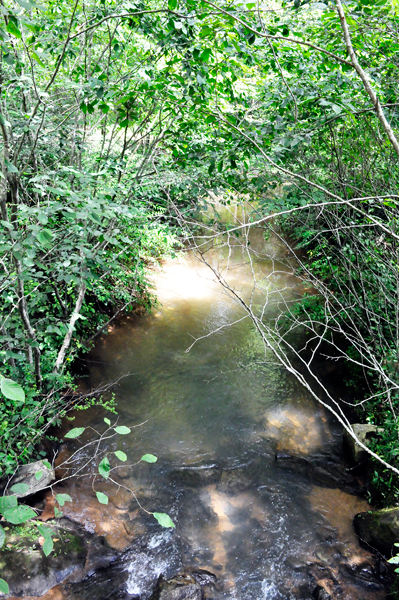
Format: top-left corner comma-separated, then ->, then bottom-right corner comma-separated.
62,421 -> 175,527
388,543 -> 399,572
0,379 -> 175,595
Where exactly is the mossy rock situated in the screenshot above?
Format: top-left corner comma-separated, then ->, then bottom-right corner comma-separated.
343,424 -> 384,465
354,507 -> 399,557
0,460 -> 55,498
0,518 -> 116,597
150,568 -> 222,600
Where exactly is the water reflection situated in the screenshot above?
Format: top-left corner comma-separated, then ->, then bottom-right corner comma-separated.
263,404 -> 332,455
51,209 -> 387,600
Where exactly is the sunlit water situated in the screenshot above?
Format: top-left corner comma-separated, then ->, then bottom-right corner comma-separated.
54,220 -> 387,600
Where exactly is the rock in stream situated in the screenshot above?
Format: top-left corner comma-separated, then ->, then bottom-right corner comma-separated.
0,517 -> 117,598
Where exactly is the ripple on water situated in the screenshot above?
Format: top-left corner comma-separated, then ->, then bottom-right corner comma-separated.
261,580 -> 281,599
126,530 -> 181,598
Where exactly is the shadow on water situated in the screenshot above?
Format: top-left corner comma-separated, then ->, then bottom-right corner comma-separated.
46,207 -> 389,600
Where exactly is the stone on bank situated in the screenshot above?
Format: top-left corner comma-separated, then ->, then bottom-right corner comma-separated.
354,507 -> 399,557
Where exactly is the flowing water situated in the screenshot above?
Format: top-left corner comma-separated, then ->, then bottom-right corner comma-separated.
49,212 -> 388,600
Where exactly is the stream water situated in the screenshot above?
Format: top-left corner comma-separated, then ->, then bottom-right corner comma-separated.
51,213 -> 388,600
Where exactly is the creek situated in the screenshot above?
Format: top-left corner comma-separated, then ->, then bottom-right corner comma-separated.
46,208 -> 389,600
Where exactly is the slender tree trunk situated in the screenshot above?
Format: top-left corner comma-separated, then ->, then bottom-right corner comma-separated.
15,260 -> 42,387
1,323 -> 16,369
0,118 -> 9,222
335,0 -> 399,157
54,281 -> 86,372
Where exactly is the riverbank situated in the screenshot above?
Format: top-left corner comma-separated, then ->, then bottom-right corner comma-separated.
2,219 -> 398,599
2,235 -> 393,598
276,209 -> 399,508
0,212 -> 180,482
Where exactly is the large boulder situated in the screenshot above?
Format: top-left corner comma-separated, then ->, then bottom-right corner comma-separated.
343,424 -> 384,464
3,460 -> 55,498
354,507 -> 399,556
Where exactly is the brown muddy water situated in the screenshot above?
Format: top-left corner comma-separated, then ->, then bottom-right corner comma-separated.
47,218 -> 389,600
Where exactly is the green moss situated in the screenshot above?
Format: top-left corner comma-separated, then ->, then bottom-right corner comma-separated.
0,522 -> 85,559
62,532 -> 84,555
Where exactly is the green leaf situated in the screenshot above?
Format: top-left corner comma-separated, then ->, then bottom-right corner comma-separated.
141,454 -> 157,463
36,229 -> 53,246
3,52 -> 14,65
3,504 -> 36,524
43,537 -> 53,556
10,483 -> 29,494
23,256 -> 34,267
114,450 -> 127,462
16,0 -> 36,9
0,377 -> 25,402
0,495 -> 17,513
42,460 -> 51,469
0,113 -> 10,126
200,48 -> 212,61
153,512 -> 175,528
0,524 -> 5,548
6,20 -> 21,39
0,579 -> 9,595
32,51 -> 45,67
37,523 -> 55,555
37,212 -> 48,225
168,0 -> 177,9
96,491 -> 108,504
114,426 -> 131,435
98,456 -> 110,479
56,493 -> 72,507
37,523 -> 51,538
5,159 -> 18,174
64,427 -> 85,439
35,470 -> 43,481
54,507 -> 63,518
47,187 -> 65,195
104,418 -> 111,426
331,103 -> 342,114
